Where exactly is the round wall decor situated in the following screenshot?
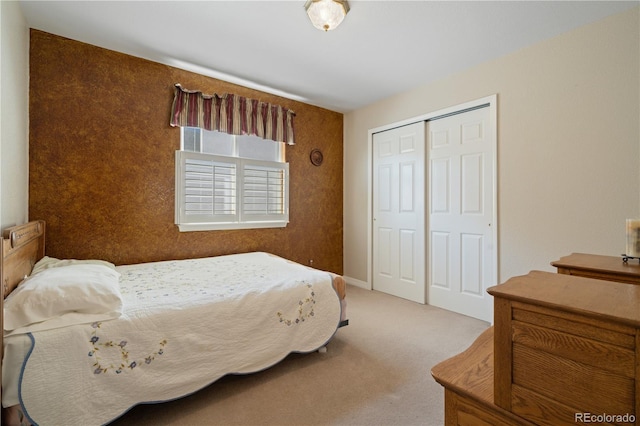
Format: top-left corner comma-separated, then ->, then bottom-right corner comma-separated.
310,149 -> 323,166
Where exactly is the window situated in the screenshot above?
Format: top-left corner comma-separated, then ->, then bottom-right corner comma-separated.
175,127 -> 289,231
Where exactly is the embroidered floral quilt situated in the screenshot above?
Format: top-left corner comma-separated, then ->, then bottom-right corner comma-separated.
5,252 -> 342,426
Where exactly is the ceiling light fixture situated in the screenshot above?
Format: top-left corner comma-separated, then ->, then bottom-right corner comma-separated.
304,0 -> 350,32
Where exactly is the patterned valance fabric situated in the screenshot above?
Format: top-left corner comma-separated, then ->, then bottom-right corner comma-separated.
170,84 -> 295,145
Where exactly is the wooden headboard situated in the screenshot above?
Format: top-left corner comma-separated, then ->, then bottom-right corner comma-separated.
1,220 -> 45,298
0,220 -> 45,407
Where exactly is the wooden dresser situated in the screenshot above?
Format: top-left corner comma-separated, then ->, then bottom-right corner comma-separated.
551,252 -> 640,285
432,270 -> 640,426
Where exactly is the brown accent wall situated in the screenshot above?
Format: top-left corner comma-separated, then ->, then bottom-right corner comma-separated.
29,30 -> 343,274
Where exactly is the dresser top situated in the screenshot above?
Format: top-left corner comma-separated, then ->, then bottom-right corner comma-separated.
488,270 -> 640,328
551,252 -> 640,276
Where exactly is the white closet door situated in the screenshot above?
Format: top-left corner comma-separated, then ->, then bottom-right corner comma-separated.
372,122 -> 426,303
428,106 -> 494,322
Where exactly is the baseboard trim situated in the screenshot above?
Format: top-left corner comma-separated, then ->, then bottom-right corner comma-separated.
343,275 -> 370,290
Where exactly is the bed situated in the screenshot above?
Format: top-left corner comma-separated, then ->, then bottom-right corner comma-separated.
1,221 -> 347,426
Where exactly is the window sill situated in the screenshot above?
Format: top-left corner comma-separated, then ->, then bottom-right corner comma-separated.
177,221 -> 288,232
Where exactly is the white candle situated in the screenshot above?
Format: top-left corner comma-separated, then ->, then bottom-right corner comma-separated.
626,219 -> 640,257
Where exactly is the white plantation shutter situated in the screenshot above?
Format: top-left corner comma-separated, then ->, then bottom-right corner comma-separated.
242,162 -> 288,220
180,153 -> 237,223
176,151 -> 288,231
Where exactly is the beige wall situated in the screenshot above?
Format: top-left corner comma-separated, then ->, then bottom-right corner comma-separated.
0,1 -> 30,229
343,7 -> 640,286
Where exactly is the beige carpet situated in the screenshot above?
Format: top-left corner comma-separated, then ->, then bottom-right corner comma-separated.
111,285 -> 490,426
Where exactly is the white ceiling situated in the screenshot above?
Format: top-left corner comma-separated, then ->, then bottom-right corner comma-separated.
19,0 -> 638,113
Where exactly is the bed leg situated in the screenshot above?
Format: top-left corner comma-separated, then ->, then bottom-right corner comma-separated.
3,405 -> 31,426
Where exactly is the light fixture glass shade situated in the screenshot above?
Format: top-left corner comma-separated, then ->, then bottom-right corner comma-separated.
304,0 -> 349,32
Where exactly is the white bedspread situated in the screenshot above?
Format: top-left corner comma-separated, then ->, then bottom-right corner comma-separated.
3,252 -> 342,426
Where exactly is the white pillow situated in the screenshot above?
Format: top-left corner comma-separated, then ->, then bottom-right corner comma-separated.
4,263 -> 122,335
31,256 -> 116,276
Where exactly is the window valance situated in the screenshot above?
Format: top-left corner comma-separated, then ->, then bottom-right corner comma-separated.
170,84 -> 295,145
